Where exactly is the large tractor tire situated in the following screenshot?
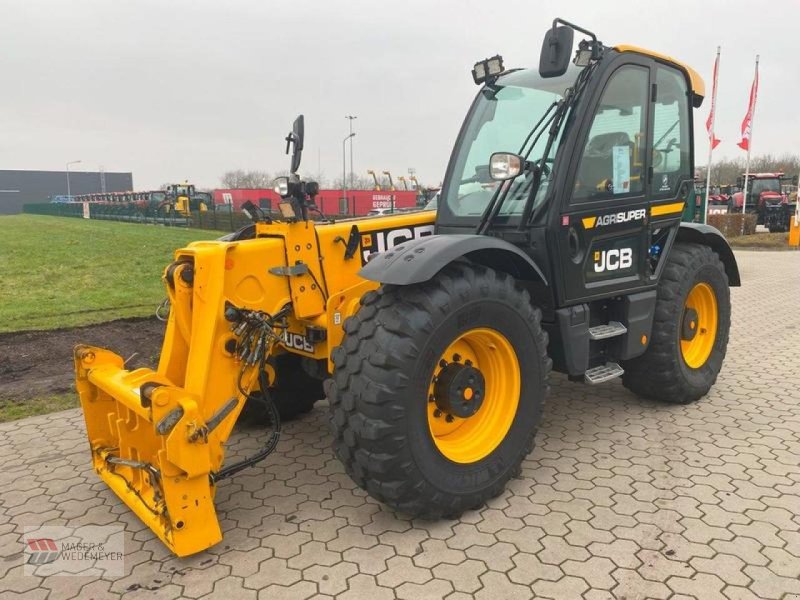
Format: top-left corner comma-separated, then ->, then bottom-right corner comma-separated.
329,262 -> 550,519
241,353 -> 324,423
622,243 -> 731,404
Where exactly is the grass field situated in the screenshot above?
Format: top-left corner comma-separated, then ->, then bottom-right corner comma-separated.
0,394 -> 78,422
0,215 -> 219,332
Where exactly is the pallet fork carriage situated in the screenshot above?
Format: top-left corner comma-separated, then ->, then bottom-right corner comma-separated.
75,18 -> 739,556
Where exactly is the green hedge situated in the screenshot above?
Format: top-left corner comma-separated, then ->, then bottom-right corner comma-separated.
707,213 -> 758,238
22,202 -> 255,232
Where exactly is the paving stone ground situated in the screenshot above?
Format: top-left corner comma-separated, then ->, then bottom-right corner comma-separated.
1,249 -> 799,600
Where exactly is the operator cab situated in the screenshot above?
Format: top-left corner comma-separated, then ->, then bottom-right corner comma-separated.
436,21 -> 702,311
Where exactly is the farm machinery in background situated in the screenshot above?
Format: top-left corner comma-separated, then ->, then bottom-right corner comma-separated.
692,182 -> 737,216
730,172 -> 799,232
163,182 -> 211,217
71,183 -> 212,222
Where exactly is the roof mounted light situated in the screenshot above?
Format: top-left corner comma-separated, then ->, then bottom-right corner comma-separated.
472,55 -> 504,85
573,40 -> 593,67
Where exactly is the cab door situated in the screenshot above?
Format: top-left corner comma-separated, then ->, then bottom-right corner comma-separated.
553,57 -> 654,305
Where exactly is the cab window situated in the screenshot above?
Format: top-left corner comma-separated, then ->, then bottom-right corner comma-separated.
574,66 -> 649,201
651,66 -> 690,196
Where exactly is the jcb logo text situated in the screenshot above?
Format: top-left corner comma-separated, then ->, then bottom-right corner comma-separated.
361,224 -> 435,264
594,248 -> 633,272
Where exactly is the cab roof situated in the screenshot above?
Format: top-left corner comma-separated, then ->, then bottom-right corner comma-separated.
614,45 -> 705,106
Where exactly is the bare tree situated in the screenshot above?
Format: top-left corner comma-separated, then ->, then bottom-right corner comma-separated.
698,153 -> 800,186
220,169 -> 272,188
331,173 -> 393,190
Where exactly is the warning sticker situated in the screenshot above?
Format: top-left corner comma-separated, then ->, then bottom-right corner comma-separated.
612,146 -> 631,194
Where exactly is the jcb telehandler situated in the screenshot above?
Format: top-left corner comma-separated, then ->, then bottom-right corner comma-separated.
74,19 -> 739,556
162,182 -> 211,217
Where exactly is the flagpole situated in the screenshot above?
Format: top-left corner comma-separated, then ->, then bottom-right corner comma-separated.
703,46 -> 721,224
741,55 -> 759,227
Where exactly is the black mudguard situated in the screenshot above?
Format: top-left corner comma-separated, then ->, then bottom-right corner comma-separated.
358,234 -> 547,286
676,223 -> 741,286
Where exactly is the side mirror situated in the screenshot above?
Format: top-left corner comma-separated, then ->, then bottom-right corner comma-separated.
539,25 -> 574,78
286,115 -> 305,174
489,152 -> 523,181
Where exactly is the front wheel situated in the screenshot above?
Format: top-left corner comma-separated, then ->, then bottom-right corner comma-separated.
329,263 -> 550,519
622,243 -> 731,403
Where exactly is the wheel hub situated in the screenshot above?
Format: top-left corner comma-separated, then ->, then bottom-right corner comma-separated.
434,362 -> 486,418
681,307 -> 699,341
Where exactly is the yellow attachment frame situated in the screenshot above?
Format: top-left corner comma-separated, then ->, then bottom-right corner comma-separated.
74,209 -> 436,556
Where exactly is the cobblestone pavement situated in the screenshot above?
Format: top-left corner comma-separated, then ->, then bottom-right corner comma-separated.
1,250 -> 799,600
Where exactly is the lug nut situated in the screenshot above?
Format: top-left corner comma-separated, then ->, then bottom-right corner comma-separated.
433,409 -> 442,418
445,414 -> 454,423
452,353 -> 461,362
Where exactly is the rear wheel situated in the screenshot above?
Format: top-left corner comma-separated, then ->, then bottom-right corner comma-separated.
622,243 -> 730,403
329,262 -> 550,518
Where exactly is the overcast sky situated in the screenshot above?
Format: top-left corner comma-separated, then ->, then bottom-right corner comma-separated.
1,0 -> 796,190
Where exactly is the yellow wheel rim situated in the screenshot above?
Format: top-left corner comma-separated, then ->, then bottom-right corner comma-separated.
680,282 -> 718,369
427,328 -> 520,464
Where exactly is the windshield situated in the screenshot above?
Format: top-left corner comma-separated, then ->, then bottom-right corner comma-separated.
443,67 -> 579,220
424,193 -> 439,211
751,179 -> 780,195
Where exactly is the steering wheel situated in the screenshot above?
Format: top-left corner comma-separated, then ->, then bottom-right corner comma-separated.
459,164 -> 492,186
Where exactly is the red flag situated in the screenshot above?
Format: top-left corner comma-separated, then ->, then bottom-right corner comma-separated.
706,52 -> 721,149
737,62 -> 759,151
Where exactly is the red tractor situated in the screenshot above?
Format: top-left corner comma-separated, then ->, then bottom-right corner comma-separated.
731,172 -> 799,232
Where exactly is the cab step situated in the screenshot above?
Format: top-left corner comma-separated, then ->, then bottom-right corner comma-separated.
584,362 -> 624,385
588,321 -> 628,340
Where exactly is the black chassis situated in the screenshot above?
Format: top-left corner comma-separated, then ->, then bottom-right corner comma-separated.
361,48 -> 740,379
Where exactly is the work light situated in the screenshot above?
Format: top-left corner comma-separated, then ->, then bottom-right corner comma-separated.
573,40 -> 592,67
472,55 -> 504,85
273,177 -> 290,197
278,200 -> 296,219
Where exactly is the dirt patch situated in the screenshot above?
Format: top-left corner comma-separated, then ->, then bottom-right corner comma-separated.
0,318 -> 165,400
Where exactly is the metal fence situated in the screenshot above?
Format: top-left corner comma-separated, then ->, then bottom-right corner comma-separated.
23,202 -> 256,233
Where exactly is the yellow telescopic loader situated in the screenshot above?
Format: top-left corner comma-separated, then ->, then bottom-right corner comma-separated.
75,19 -> 740,556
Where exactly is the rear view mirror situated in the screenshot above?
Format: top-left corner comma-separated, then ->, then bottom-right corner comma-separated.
489,152 -> 523,181
287,115 -> 305,174
539,25 -> 574,78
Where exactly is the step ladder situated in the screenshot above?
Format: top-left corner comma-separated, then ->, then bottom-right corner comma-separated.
584,362 -> 624,385
588,321 -> 627,340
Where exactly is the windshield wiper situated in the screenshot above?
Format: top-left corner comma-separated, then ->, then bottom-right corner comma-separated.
518,62 -> 596,230
475,102 -> 559,235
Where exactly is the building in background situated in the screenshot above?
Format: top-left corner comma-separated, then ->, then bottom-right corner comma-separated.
214,188 -> 419,216
0,170 -> 133,215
